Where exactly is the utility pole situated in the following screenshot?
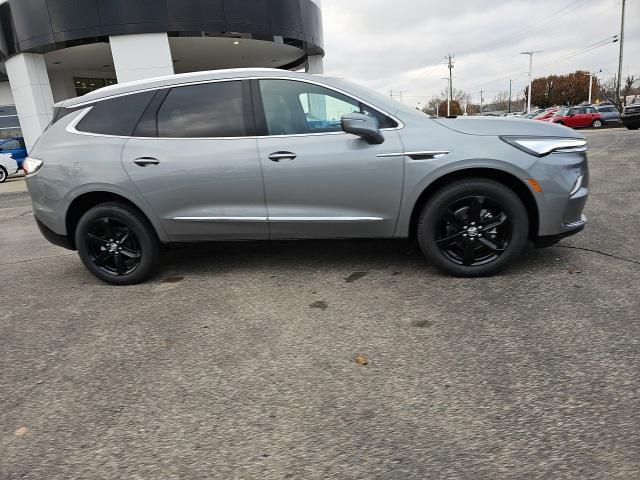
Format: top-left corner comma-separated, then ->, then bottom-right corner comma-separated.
520,50 -> 542,114
480,90 -> 484,115
508,79 -> 512,113
446,54 -> 455,116
616,0 -> 626,103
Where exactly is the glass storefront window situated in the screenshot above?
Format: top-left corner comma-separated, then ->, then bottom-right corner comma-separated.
74,77 -> 117,96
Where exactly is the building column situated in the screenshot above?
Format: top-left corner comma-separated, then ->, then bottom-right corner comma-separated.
109,33 -> 174,84
5,53 -> 54,151
306,55 -> 324,74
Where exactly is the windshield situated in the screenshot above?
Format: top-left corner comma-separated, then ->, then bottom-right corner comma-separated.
554,108 -> 568,117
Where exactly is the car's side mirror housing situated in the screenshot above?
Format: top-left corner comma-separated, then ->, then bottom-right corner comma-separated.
341,113 -> 384,144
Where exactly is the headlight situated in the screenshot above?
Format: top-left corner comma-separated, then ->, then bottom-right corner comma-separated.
501,137 -> 587,157
23,157 -> 43,176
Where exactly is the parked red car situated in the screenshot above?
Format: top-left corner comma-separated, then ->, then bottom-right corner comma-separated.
551,106 -> 603,128
534,108 -> 558,121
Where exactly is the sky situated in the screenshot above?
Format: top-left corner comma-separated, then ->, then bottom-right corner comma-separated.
321,0 -> 640,107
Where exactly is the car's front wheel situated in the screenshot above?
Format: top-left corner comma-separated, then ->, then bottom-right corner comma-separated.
75,202 -> 159,285
417,178 -> 529,277
592,119 -> 603,128
0,166 -> 7,183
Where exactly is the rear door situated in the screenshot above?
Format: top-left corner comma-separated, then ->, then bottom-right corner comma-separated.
253,78 -> 404,239
575,107 -> 591,127
121,80 -> 268,241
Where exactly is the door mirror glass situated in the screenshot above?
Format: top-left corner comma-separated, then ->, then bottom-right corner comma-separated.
341,113 -> 384,144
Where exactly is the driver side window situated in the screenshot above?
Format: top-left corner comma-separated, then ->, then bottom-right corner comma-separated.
259,79 -> 396,136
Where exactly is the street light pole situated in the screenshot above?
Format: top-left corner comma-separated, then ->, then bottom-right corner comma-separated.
520,50 -> 542,114
508,79 -> 512,113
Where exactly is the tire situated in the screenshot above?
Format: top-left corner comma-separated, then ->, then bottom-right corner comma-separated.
626,125 -> 639,131
417,178 -> 529,277
592,119 -> 603,128
75,202 -> 159,285
555,121 -> 564,126
0,166 -> 7,183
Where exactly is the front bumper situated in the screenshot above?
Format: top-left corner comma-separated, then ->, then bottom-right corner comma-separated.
534,214 -> 586,247
622,114 -> 640,128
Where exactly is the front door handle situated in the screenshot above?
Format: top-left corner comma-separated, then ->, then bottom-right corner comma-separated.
134,157 -> 160,167
268,151 -> 297,162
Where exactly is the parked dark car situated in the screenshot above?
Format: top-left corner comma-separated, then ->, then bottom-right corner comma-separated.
594,104 -> 621,126
621,102 -> 640,130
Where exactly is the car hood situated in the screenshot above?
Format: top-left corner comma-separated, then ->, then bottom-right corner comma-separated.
433,116 -> 584,138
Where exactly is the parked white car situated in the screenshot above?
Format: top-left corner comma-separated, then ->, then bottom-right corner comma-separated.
0,153 -> 19,183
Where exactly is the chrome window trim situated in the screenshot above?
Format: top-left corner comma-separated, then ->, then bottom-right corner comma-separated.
65,76 -> 404,140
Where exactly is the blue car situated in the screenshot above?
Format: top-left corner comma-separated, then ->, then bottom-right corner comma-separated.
0,137 -> 27,169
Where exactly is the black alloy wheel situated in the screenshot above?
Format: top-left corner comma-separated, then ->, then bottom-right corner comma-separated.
86,217 -> 142,276
75,202 -> 159,285
417,178 -> 529,277
436,196 -> 511,267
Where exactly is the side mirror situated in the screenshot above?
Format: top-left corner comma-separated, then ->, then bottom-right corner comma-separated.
341,113 -> 384,145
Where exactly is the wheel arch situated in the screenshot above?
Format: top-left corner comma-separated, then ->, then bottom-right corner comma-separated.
407,167 -> 539,241
65,191 -> 163,249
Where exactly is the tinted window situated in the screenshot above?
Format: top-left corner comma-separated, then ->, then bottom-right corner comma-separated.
259,79 -> 397,136
52,105 -> 93,125
1,140 -> 20,150
75,91 -> 155,136
155,81 -> 247,138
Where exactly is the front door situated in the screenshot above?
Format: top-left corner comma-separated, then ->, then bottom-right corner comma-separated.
122,80 -> 268,241
254,79 -> 404,239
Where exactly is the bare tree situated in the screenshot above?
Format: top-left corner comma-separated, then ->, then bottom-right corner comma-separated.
421,88 -> 473,115
598,75 -> 637,111
491,92 -> 511,111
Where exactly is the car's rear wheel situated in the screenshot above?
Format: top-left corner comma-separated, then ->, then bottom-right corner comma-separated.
417,178 -> 529,277
75,202 -> 159,285
592,119 -> 603,128
0,166 -> 7,183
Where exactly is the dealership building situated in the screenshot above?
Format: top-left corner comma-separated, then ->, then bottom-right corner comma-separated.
0,0 -> 324,149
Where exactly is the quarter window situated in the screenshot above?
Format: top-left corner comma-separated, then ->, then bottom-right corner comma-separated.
259,79 -> 397,136
75,91 -> 155,136
1,140 -> 20,150
155,81 -> 247,138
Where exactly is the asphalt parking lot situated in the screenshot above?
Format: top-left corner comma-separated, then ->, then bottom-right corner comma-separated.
1,128 -> 639,479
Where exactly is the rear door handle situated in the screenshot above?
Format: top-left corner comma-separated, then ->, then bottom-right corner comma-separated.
134,157 -> 160,167
268,151 -> 297,162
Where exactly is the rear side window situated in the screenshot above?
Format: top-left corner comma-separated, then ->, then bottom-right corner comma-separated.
1,140 -> 20,150
52,105 -> 92,125
153,81 -> 248,138
75,91 -> 155,136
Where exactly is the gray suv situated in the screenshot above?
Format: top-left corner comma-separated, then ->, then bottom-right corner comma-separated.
25,68 -> 588,284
